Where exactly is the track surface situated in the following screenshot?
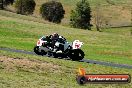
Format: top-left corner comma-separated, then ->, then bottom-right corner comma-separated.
0,47 -> 132,69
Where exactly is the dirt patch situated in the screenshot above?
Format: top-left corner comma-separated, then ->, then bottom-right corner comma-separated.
0,56 -> 61,73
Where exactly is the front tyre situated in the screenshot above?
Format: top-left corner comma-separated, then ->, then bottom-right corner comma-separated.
69,49 -> 84,61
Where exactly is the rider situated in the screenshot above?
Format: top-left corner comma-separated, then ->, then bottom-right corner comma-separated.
44,35 -> 52,47
51,33 -> 59,46
46,33 -> 58,52
45,33 -> 66,52
51,33 -> 66,52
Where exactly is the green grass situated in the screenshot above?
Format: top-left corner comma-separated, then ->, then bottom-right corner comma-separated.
102,27 -> 132,35
0,6 -> 132,87
0,13 -> 132,65
0,1 -> 132,87
0,50 -> 132,88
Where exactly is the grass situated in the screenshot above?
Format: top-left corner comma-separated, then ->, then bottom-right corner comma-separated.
34,0 -> 132,26
6,0 -> 131,26
0,12 -> 132,65
102,27 -> 132,35
0,10 -> 52,24
0,50 -> 132,88
0,3 -> 132,87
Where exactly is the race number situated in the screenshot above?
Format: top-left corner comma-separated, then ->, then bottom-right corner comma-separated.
72,40 -> 83,49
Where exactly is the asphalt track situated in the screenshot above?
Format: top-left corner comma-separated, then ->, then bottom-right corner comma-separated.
0,47 -> 132,69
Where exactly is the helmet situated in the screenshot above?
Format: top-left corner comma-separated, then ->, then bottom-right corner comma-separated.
52,33 -> 59,37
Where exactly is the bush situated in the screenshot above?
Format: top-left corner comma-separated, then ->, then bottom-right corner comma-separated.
4,0 -> 14,5
70,0 -> 92,30
0,0 -> 14,9
40,1 -> 65,23
0,0 -> 3,9
15,0 -> 36,15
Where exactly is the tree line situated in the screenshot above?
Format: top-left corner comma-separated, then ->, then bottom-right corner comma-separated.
0,0 -> 92,30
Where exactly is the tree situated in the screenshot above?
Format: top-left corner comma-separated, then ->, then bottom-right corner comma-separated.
0,0 -> 4,9
40,1 -> 65,23
0,0 -> 14,9
15,0 -> 36,15
70,0 -> 91,30
95,3 -> 102,32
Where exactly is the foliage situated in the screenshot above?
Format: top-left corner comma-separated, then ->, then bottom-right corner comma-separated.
15,0 -> 36,15
0,0 -> 14,9
70,0 -> 92,30
40,1 -> 65,23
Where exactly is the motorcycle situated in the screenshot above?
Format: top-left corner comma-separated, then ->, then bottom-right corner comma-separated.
34,36 -> 85,61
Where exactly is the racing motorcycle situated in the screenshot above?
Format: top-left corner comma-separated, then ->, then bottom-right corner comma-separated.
34,36 -> 85,61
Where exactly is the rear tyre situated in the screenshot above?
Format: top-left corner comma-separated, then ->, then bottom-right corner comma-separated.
34,46 -> 41,55
34,46 -> 47,55
69,49 -> 84,61
41,50 -> 47,55
53,53 -> 58,58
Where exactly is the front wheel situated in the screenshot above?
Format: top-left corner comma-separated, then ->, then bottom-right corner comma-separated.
69,49 -> 85,61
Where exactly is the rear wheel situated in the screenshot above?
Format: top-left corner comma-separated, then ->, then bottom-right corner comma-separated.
53,52 -> 59,58
69,49 -> 84,61
34,46 -> 47,55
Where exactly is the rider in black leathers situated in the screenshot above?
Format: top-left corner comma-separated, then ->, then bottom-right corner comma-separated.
44,33 -> 66,52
